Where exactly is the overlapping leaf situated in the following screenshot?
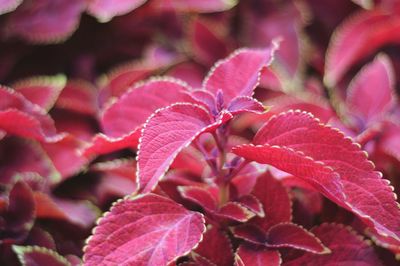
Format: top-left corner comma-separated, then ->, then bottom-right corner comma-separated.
137,103 -> 232,193
12,245 -> 71,266
83,193 -> 205,266
233,110 -> 400,245
87,0 -> 147,22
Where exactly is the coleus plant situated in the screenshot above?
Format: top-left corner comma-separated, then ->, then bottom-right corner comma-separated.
82,43 -> 400,265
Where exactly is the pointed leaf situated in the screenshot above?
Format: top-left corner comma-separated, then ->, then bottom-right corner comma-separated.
87,0 -> 147,23
138,103 -> 232,193
83,193 -> 205,266
178,186 -> 218,212
12,75 -> 66,111
5,0 -> 85,44
236,195 -> 264,217
324,10 -> 400,86
284,224 -> 383,266
347,54 -> 396,125
265,223 -> 329,254
193,226 -> 233,266
228,96 -> 266,115
203,45 -> 278,103
217,202 -> 256,223
235,245 -> 281,266
233,110 -> 400,244
251,173 -> 292,231
12,245 -> 71,266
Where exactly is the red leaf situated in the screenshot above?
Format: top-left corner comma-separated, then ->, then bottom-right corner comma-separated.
0,0 -> 22,15
251,173 -> 292,231
83,193 -> 205,266
55,79 -> 97,115
233,110 -> 400,245
235,195 -> 265,217
265,223 -> 329,254
5,0 -> 85,43
324,10 -> 400,87
235,245 -> 281,266
188,17 -> 230,66
179,186 -> 218,212
284,224 -> 383,266
217,202 -> 256,223
86,78 -> 191,156
203,45 -> 278,103
346,54 -> 396,125
87,0 -> 147,22
193,226 -> 233,266
0,86 -> 62,142
34,192 -> 98,228
137,103 -> 232,193
12,75 -> 66,111
12,245 -> 71,266
41,135 -> 88,180
167,62 -> 205,88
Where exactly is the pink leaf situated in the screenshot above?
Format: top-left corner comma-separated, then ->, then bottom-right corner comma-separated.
284,224 -> 383,266
233,110 -> 400,245
34,192 -> 98,228
228,96 -> 266,115
137,103 -> 232,193
5,0 -> 85,44
324,10 -> 400,87
0,86 -> 62,142
83,193 -> 205,266
101,78 -> 190,138
203,45 -> 278,103
265,223 -> 329,254
41,135 -> 88,180
346,54 -> 396,125
0,0 -> 22,15
235,245 -> 281,266
193,226 -> 233,266
55,79 -> 97,115
87,0 -> 147,22
12,75 -> 66,111
12,245 -> 71,266
251,173 -> 292,231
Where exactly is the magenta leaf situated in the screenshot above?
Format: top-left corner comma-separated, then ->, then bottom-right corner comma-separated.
87,0 -> 147,23
203,45 -> 278,103
217,202 -> 256,223
284,224 -> 383,266
5,0 -> 85,44
137,103 -> 232,193
233,110 -> 400,245
193,226 -> 233,266
34,192 -> 99,228
0,86 -> 63,142
324,9 -> 400,86
83,193 -> 205,266
265,223 -> 329,254
235,245 -> 281,266
346,54 -> 396,125
12,245 -> 71,266
0,0 -> 22,15
228,96 -> 266,115
179,186 -> 218,212
251,173 -> 292,231
55,79 -> 97,116
235,195 -> 264,217
85,78 -> 191,157
12,75 -> 66,111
